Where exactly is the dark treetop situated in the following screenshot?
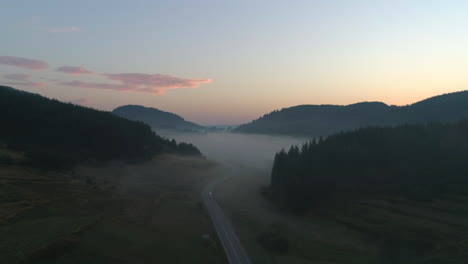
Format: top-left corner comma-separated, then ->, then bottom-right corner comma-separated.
0,86 -> 200,170
270,119 -> 468,212
234,90 -> 468,136
113,105 -> 205,132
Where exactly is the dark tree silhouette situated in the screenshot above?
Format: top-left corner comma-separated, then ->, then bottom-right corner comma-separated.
234,90 -> 468,136
0,86 -> 201,170
269,120 -> 468,212
112,105 -> 205,132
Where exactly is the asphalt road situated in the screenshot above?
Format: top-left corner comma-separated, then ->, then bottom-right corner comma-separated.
202,165 -> 252,264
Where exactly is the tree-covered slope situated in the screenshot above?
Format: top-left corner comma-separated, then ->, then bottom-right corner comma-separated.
0,86 -> 200,169
113,105 -> 205,132
234,90 -> 468,136
269,119 -> 468,211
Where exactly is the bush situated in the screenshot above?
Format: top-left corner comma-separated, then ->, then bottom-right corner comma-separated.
0,154 -> 13,165
257,231 -> 289,254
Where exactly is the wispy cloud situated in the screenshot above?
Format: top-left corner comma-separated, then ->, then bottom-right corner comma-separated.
41,26 -> 80,33
61,73 -> 212,94
60,80 -> 129,91
2,81 -> 47,87
39,77 -> 63,83
4,73 -> 31,81
105,73 -> 212,90
0,56 -> 49,70
57,66 -> 93,75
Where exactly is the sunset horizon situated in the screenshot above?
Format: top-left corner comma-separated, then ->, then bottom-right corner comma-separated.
3,1 -> 468,125
3,1 -> 468,263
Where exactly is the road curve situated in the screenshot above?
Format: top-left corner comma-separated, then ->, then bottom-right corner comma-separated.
202,164 -> 252,264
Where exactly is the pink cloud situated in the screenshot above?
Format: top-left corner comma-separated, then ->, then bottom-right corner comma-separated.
4,73 -> 31,81
105,73 -> 212,89
2,81 -> 47,87
61,73 -> 212,94
60,80 -> 131,91
42,26 -> 80,33
57,66 -> 93,75
0,56 -> 49,70
69,98 -> 89,106
40,77 -> 62,83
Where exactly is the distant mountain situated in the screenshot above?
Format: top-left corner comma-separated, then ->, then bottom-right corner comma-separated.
0,86 -> 201,170
233,91 -> 468,136
113,105 -> 205,132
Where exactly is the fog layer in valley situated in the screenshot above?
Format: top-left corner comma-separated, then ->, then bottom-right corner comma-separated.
157,130 -> 311,170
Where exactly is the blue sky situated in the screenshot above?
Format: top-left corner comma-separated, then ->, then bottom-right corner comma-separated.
1,0 -> 468,124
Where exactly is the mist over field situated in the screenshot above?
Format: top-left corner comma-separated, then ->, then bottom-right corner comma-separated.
157,130 -> 310,170
4,1 -> 468,262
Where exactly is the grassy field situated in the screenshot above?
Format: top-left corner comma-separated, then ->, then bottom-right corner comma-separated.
0,155 -> 227,264
215,167 -> 468,264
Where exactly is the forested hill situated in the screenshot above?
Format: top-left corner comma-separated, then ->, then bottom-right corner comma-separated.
269,118 -> 468,211
0,86 -> 200,170
234,90 -> 468,136
113,105 -> 205,132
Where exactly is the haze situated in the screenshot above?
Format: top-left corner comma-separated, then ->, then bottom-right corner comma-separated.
4,1 -> 468,263
158,130 -> 310,169
2,0 -> 468,124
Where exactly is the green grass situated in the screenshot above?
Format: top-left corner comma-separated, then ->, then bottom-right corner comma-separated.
216,170 -> 468,264
235,196 -> 468,263
41,217 -> 223,264
231,212 -> 379,264
333,197 -> 468,263
0,216 -> 93,263
0,158 -> 227,264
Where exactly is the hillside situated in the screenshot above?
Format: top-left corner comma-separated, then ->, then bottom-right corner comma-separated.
0,155 -> 226,264
270,119 -> 468,209
0,86 -> 200,170
234,90 -> 468,136
263,119 -> 468,262
113,105 -> 205,132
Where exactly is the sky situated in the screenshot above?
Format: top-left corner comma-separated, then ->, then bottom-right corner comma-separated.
1,0 -> 468,125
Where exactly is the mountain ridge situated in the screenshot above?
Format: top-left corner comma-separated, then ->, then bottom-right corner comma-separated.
234,90 -> 468,136
0,86 -> 201,170
113,105 -> 205,132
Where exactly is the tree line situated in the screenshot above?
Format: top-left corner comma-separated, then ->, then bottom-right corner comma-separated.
234,90 -> 468,136
0,86 -> 200,170
269,119 -> 468,212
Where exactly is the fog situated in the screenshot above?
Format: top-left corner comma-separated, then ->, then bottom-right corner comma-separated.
157,130 -> 311,170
